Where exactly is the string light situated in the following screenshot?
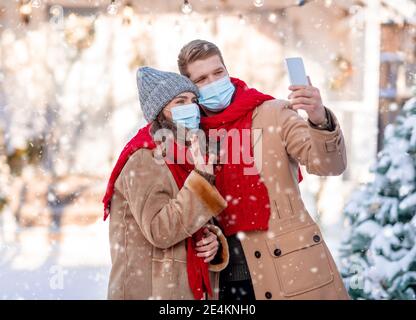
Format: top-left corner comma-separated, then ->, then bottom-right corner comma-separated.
49,4 -> 64,30
107,0 -> 118,15
19,2 -> 32,15
50,4 -> 62,17
324,0 -> 333,7
268,12 -> 278,23
31,0 -> 41,8
122,2 -> 134,25
253,0 -> 264,8
181,0 -> 193,15
19,0 -> 32,24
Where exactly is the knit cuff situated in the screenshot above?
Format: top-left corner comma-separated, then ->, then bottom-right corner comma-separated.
205,224 -> 230,272
184,171 -> 227,216
194,168 -> 216,185
308,107 -> 335,131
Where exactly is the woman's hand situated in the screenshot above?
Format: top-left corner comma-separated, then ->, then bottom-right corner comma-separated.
195,227 -> 219,263
190,135 -> 215,175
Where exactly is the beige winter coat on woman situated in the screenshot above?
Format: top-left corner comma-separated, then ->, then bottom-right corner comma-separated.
107,148 -> 230,300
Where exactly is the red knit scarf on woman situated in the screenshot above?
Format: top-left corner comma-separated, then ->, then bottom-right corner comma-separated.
200,77 -> 303,236
102,124 -> 212,300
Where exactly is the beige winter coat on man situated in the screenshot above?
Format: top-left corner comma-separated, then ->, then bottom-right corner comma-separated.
107,148 -> 230,300
238,99 -> 350,299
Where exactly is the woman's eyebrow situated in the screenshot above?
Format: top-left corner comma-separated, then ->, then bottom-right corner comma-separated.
174,96 -> 188,100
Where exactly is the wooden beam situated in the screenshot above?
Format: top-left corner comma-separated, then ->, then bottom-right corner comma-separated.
362,0 -> 382,152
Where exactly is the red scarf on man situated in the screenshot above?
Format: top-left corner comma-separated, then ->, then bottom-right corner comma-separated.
200,77 -> 303,236
102,124 -> 212,300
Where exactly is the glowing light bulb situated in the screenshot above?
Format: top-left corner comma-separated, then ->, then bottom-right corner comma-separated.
123,5 -> 134,18
19,3 -> 32,15
253,0 -> 264,8
181,1 -> 192,14
107,1 -> 118,15
268,12 -> 277,23
50,5 -> 62,16
324,0 -> 332,7
122,3 -> 134,24
31,0 -> 41,8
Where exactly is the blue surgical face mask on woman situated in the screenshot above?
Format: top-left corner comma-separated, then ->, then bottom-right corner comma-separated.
171,103 -> 201,129
198,76 -> 235,112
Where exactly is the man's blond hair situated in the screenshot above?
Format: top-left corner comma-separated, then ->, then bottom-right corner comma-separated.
177,39 -> 226,77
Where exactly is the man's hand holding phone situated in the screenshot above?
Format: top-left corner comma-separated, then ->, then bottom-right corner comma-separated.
285,57 -> 327,126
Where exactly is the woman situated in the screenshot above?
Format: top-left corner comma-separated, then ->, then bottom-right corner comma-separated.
103,67 -> 229,300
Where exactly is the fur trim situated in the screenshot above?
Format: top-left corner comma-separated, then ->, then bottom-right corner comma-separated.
205,224 -> 230,272
184,171 -> 227,215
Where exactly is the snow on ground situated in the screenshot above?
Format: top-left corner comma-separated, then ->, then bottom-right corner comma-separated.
0,214 -> 111,300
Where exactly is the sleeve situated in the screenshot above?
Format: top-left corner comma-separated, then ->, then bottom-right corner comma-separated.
277,104 -> 347,176
205,223 -> 229,272
307,106 -> 336,132
119,150 -> 227,249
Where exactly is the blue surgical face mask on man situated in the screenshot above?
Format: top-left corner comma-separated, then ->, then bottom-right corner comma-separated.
198,76 -> 235,112
171,103 -> 201,129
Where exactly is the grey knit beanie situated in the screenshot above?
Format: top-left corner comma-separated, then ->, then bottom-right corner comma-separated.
136,66 -> 199,122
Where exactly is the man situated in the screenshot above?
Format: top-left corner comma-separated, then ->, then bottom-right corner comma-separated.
177,39 -> 349,300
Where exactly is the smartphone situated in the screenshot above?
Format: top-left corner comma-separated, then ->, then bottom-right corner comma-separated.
285,57 -> 308,86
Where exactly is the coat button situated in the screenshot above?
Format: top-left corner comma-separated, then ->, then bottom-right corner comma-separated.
254,251 -> 261,258
313,235 -> 321,243
273,248 -> 282,256
265,292 -> 272,299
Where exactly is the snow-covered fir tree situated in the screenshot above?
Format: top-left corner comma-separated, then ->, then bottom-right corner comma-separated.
340,95 -> 416,300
